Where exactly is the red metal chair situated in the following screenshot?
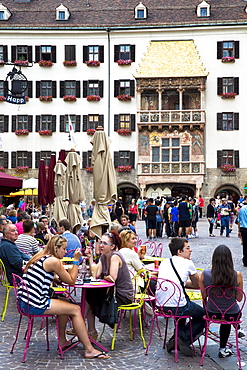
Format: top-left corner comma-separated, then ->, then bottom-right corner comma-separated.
145,277 -> 194,362
200,285 -> 246,369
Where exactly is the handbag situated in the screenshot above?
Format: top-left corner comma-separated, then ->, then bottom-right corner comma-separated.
98,286 -> 118,327
170,258 -> 190,301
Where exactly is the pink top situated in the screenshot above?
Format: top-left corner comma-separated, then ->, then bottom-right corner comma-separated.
21,202 -> 27,211
15,221 -> 24,235
129,204 -> 138,214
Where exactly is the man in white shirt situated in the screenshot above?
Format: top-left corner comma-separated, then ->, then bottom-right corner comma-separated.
157,237 -> 205,356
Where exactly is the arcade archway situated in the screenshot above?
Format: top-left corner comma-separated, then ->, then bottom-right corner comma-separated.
117,181 -> 140,212
214,184 -> 241,204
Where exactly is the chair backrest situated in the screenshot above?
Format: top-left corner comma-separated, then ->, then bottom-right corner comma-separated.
136,235 -> 143,247
0,258 -> 10,287
133,268 -> 151,299
143,241 -> 163,257
202,285 -> 246,322
147,276 -> 183,316
12,273 -> 31,316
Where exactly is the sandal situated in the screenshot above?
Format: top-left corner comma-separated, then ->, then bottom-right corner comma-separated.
85,351 -> 110,359
209,234 -> 216,237
66,328 -> 76,336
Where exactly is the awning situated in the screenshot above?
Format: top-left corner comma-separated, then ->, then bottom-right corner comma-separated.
6,189 -> 38,197
0,172 -> 23,194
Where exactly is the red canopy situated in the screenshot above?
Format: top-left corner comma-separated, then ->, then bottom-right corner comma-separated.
0,172 -> 23,194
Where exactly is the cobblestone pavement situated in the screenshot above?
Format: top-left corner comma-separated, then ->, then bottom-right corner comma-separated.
0,218 -> 247,370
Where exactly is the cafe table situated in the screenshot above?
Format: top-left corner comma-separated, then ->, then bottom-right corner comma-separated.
142,256 -> 165,263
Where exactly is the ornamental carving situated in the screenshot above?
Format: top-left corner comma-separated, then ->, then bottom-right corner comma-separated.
136,77 -> 207,91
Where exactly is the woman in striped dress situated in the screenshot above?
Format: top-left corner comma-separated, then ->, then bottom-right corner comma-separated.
18,235 -> 110,360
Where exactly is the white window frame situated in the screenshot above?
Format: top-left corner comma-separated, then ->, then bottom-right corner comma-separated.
197,1 -> 210,17
135,2 -> 147,19
56,4 -> 70,21
0,4 -> 11,21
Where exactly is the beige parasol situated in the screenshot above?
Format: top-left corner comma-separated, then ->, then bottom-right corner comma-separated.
64,150 -> 84,233
90,127 -> 117,238
53,161 -> 68,223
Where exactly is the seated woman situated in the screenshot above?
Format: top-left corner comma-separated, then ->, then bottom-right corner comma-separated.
18,235 -> 110,359
16,219 -> 40,257
199,245 -> 244,359
119,229 -> 144,277
84,232 -> 134,340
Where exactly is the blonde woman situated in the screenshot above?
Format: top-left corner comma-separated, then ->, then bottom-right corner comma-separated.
119,229 -> 143,276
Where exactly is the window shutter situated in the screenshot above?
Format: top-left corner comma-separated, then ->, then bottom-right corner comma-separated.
83,46 -> 88,63
130,114 -> 136,131
36,81 -> 40,98
60,81 -> 65,98
234,113 -> 239,130
217,150 -> 222,168
99,46 -> 104,63
27,46 -> 32,63
234,150 -> 239,168
12,116 -> 16,132
51,46 -> 56,63
3,116 -> 8,132
114,152 -> 119,168
27,152 -> 32,168
52,81 -> 57,98
234,77 -> 239,95
65,45 -> 75,60
35,46 -> 41,63
35,152 -> 41,168
11,152 -> 17,168
3,45 -> 7,62
217,42 -> 223,59
60,116 -> 65,132
36,116 -> 40,132
82,152 -> 87,168
114,45 -> 120,62
130,45 -> 135,62
3,152 -> 8,168
114,80 -> 120,97
217,113 -> 223,130
28,116 -> 33,132
217,78 -> 223,95
75,115 -> 81,132
130,151 -> 135,168
83,81 -> 88,98
83,115 -> 88,131
114,115 -> 119,131
99,81 -> 103,97
234,41 -> 239,59
99,115 -> 104,128
4,81 -> 8,96
76,81 -> 81,98
52,116 -> 56,132
27,81 -> 32,98
11,46 -> 16,62
130,80 -> 135,97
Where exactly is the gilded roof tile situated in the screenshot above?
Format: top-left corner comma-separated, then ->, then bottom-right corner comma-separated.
135,40 -> 208,78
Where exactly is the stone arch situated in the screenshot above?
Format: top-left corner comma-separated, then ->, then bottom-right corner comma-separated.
213,183 -> 241,204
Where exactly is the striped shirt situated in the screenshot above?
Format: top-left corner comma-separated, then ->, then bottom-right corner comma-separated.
16,234 -> 40,257
18,255 -> 54,310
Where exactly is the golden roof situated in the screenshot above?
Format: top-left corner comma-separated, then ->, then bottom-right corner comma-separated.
134,40 -> 208,78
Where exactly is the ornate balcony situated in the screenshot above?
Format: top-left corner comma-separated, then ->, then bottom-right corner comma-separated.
138,161 -> 205,175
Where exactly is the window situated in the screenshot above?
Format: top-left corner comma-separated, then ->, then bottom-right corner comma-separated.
152,147 -> 160,162
0,12 -> 4,20
17,46 -> 28,60
217,78 -> 239,95
114,80 -> 135,97
119,115 -> 130,129
0,151 -> 8,168
41,115 -> 52,130
59,11 -> 65,20
83,45 -> 104,63
200,8 -> 207,16
65,115 -> 75,132
36,81 -> 56,98
217,41 -> 239,59
60,81 -> 80,98
135,2 -> 147,19
17,115 -> 28,130
0,46 -> 7,61
151,137 -> 190,163
0,116 -> 8,133
36,115 -> 56,132
197,1 -> 210,17
83,80 -> 104,97
114,114 -> 135,131
65,45 -> 76,61
88,115 -> 99,129
59,115 -> 81,132
114,151 -> 135,167
83,115 -> 104,131
35,46 -> 56,63
114,45 -> 135,62
217,150 -> 239,168
35,151 -> 55,168
56,4 -> 70,21
82,151 -> 92,168
65,81 -> 75,95
11,45 -> 32,62
0,80 -> 7,96
11,151 -> 32,168
12,116 -> 32,132
17,151 -> 28,166
0,4 -> 11,20
217,113 -> 239,131
41,81 -> 52,96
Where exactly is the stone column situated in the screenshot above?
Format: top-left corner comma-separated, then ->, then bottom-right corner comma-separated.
177,88 -> 185,111
198,87 -> 205,110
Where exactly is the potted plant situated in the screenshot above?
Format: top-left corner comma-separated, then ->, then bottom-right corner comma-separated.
63,95 -> 77,102
39,95 -> 53,102
86,128 -> 96,135
0,60 -> 4,66
85,60 -> 100,67
117,128 -> 131,136
220,92 -> 237,99
85,166 -> 93,173
15,166 -> 29,172
38,60 -> 53,67
38,129 -> 53,136
63,60 -> 77,66
15,129 -> 29,136
117,59 -> 132,66
220,164 -> 236,172
116,165 -> 132,172
86,95 -> 101,102
117,94 -> 132,101
221,56 -> 235,63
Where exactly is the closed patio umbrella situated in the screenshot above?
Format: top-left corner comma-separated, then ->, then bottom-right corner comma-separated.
53,160 -> 68,223
38,159 -> 47,207
90,127 -> 117,238
64,150 -> 84,233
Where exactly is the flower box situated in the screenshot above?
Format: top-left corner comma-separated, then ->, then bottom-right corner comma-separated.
38,130 -> 52,136
15,129 -> 29,136
0,96 -> 5,101
221,164 -> 236,172
117,94 -> 132,101
63,60 -> 77,66
117,128 -> 131,136
15,166 -> 29,172
14,60 -> 29,66
86,95 -> 101,102
39,60 -> 53,67
25,96 -> 29,102
220,92 -> 237,99
85,166 -> 93,173
39,96 -> 53,102
85,60 -> 100,67
221,57 -> 235,63
0,60 -> 4,66
63,95 -> 77,102
117,59 -> 132,66
0,166 -> 4,172
116,165 -> 132,172
86,129 -> 96,135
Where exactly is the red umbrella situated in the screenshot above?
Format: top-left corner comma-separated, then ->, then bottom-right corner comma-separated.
0,172 -> 23,195
46,154 -> 56,204
58,150 -> 66,166
38,159 -> 47,206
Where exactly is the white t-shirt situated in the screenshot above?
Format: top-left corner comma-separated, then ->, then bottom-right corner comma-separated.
156,255 -> 196,307
119,248 -> 143,277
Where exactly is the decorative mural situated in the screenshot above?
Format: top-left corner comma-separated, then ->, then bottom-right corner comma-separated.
138,130 -> 150,156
